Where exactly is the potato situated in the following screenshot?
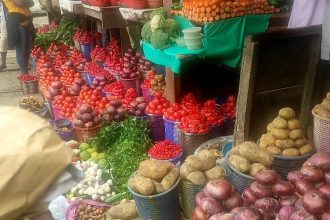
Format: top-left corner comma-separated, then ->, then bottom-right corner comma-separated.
288,119 -> 301,130
321,98 -> 330,109
204,165 -> 225,180
289,129 -> 304,140
186,171 -> 208,185
275,139 -> 296,150
279,107 -> 296,120
295,138 -> 308,147
250,163 -> 267,177
179,163 -> 191,180
259,137 -> 268,148
185,155 -> 204,172
197,149 -> 221,161
267,123 -> 274,132
270,128 -> 290,140
230,146 -> 240,156
229,154 -> 251,173
107,200 -> 138,220
264,133 -> 276,146
282,148 -> 300,157
238,142 -> 274,167
138,160 -> 172,181
299,144 -> 313,155
129,174 -> 155,195
152,180 -> 165,194
161,167 -> 179,191
313,104 -> 330,119
272,117 -> 288,129
267,146 -> 282,155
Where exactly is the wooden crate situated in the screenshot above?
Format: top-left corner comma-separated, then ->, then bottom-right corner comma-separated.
234,25 -> 322,145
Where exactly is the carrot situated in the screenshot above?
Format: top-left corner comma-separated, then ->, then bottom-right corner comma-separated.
211,11 -> 217,16
215,15 -> 220,20
219,8 -> 224,13
206,7 -> 212,13
200,12 -> 206,17
200,7 -> 205,12
203,17 -> 208,22
215,8 -> 220,13
206,12 -> 211,17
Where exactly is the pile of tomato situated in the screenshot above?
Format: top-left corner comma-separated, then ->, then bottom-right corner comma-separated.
102,81 -> 126,100
219,95 -> 237,120
145,92 -> 170,115
180,93 -> 201,114
69,49 -> 85,71
30,46 -> 43,59
148,140 -> 183,160
77,86 -> 109,112
179,112 -> 209,134
47,43 -> 69,58
122,88 -> 137,109
202,100 -> 225,126
53,90 -> 77,120
78,31 -> 93,44
91,45 -> 107,63
60,68 -> 82,86
163,103 -> 188,122
141,70 -> 156,89
39,67 -> 60,89
54,53 -> 68,70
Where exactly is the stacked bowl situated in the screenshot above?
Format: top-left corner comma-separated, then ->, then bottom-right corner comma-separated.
182,27 -> 204,50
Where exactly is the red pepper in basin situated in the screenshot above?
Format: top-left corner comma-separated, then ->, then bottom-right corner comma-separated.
17,74 -> 38,82
148,140 -> 183,160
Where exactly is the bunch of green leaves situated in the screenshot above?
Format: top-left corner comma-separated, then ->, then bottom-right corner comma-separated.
90,117 -> 152,195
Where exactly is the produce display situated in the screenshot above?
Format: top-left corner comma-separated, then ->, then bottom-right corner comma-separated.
179,112 -> 209,134
128,97 -> 148,117
313,92 -> 330,119
129,159 -> 179,195
150,74 -> 166,95
122,88 -> 138,109
17,74 -> 38,82
106,200 -> 140,220
68,161 -> 115,202
229,141 -> 274,177
69,49 -> 86,71
163,103 -> 188,122
77,86 -> 109,112
121,49 -> 142,80
59,62 -> 83,86
259,107 -> 314,157
148,140 -> 183,160
173,0 -> 279,23
101,100 -> 127,123
180,149 -> 224,185
141,8 -> 180,49
91,45 -> 107,63
44,81 -> 65,101
74,29 -> 93,45
102,81 -> 126,100
18,96 -> 44,112
72,104 -> 101,128
53,93 -> 78,120
145,92 -> 170,115
202,100 -> 225,126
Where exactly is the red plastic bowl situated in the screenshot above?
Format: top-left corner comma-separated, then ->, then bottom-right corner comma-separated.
125,0 -> 147,9
88,0 -> 111,7
110,0 -> 118,5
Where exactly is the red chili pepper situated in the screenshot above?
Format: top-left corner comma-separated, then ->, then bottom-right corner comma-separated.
17,74 -> 38,82
148,140 -> 183,160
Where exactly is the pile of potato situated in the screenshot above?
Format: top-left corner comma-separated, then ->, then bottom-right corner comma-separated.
106,200 -> 140,220
313,92 -> 330,119
180,149 -> 225,186
229,141 -> 273,177
128,160 -> 179,196
259,107 -> 313,157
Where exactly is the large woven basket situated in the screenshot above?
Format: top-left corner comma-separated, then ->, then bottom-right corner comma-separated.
128,173 -> 181,220
224,152 -> 254,193
179,180 -> 204,219
272,152 -> 314,179
312,110 -> 330,153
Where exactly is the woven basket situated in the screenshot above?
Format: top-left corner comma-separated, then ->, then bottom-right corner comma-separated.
224,152 -> 254,193
272,152 -> 314,179
66,200 -> 111,220
128,173 -> 181,220
179,130 -> 210,160
179,180 -> 204,219
312,110 -> 330,153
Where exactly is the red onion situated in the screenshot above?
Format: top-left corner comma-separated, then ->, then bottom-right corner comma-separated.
278,205 -> 295,220
205,179 -> 233,201
324,170 -> 330,183
301,165 -> 324,183
295,199 -> 304,211
250,181 -> 272,198
272,181 -> 295,198
254,197 -> 280,212
242,188 -> 258,205
255,170 -> 280,186
195,191 -> 206,208
321,208 -> 330,220
222,192 -> 243,211
287,171 -> 303,184
279,195 -> 298,207
193,206 -> 208,220
302,190 -> 328,215
318,184 -> 330,200
290,210 -> 318,220
309,153 -> 330,170
295,179 -> 314,195
200,197 -> 224,216
209,213 -> 235,220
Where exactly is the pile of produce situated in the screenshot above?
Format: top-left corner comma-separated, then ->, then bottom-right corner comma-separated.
72,104 -> 101,128
138,56 -> 153,74
219,95 -> 236,120
122,88 -> 138,109
259,107 -> 313,157
286,152 -> 330,219
121,49 -> 142,80
68,78 -> 86,97
101,100 -> 127,123
44,81 -> 65,101
202,100 -> 225,126
73,203 -> 109,220
229,141 -> 273,177
193,179 -> 244,219
104,38 -> 122,75
90,117 -> 152,194
141,71 -> 156,91
148,140 -> 183,160
313,92 -> 330,119
59,62 -> 84,86
18,96 -> 44,112
74,29 -> 93,45
163,103 -> 188,122
179,112 -> 209,134
77,86 -> 109,112
172,0 -> 279,23
129,159 -> 179,195
180,149 -> 224,185
17,74 -> 38,82
68,161 -> 115,202
91,45 -> 107,63
141,8 -> 180,49
53,92 -> 78,119
127,96 -> 148,117
145,92 -> 170,115
150,74 -> 166,95
69,49 -> 86,71
102,81 -> 126,100
106,200 -> 140,220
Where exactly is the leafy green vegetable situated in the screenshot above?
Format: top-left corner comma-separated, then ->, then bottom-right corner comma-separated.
150,30 -> 171,50
150,15 -> 167,33
141,22 -> 152,42
150,7 -> 167,20
90,117 -> 152,195
165,19 -> 180,42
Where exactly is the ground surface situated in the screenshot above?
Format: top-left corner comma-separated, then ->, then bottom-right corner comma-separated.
0,15 -> 48,107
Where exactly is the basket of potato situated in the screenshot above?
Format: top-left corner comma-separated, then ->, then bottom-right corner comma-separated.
259,107 -> 314,178
128,159 -> 180,220
179,149 -> 225,218
312,93 -> 330,153
226,141 -> 274,193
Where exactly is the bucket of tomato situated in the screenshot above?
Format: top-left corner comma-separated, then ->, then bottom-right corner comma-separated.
148,140 -> 183,165
17,74 -> 39,95
163,103 -> 187,144
179,113 -> 211,159
121,73 -> 142,96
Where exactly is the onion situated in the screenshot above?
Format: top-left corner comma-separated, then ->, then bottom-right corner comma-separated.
233,207 -> 262,220
81,113 -> 92,123
193,206 -> 208,220
324,170 -> 330,183
321,208 -> 330,220
195,192 -> 206,207
250,181 -> 272,198
222,192 -> 243,211
318,184 -> 330,199
287,171 -> 303,184
272,181 -> 295,198
205,179 -> 233,201
279,195 -> 298,207
254,197 -> 280,212
209,213 -> 235,220
200,197 -> 224,216
295,179 -> 314,195
309,153 -> 330,170
290,210 -> 318,220
302,190 -> 328,215
295,199 -> 304,211
242,188 -> 258,205
255,170 -> 280,186
278,205 -> 295,220
300,165 -> 324,182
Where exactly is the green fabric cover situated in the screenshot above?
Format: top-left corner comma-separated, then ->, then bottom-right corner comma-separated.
143,15 -> 271,74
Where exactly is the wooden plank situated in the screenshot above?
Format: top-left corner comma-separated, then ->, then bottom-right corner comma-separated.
165,68 -> 181,103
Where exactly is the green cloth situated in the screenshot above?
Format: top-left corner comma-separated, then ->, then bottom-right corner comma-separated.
143,15 -> 271,74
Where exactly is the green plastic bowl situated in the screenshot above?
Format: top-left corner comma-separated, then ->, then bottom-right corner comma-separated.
182,27 -> 202,38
